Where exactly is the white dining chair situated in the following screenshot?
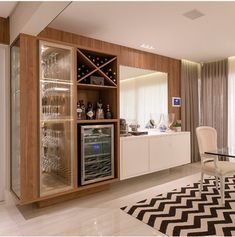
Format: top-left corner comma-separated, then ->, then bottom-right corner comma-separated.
196,126 -> 235,205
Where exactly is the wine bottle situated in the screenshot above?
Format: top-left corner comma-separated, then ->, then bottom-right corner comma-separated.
86,102 -> 94,120
79,100 -> 86,119
96,57 -> 100,66
105,104 -> 112,119
96,99 -> 104,119
77,102 -> 82,120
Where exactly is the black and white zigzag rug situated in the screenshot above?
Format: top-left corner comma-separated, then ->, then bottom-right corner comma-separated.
121,176 -> 235,236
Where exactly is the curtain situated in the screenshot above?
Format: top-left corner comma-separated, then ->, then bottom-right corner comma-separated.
228,57 -> 235,158
201,59 -> 228,149
181,60 -> 200,162
120,73 -> 168,129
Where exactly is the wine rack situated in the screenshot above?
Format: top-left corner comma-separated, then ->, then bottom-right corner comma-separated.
77,48 -> 117,87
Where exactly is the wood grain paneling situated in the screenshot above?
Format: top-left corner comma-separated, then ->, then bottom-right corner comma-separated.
39,27 -> 181,119
0,17 -> 9,44
20,34 -> 39,202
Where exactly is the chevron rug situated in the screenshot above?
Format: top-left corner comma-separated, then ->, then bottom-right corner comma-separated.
121,176 -> 235,236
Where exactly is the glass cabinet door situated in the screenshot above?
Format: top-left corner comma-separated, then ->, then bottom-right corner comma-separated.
11,39 -> 21,197
39,41 -> 74,197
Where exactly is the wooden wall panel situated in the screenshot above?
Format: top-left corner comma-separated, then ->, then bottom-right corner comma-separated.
0,17 -> 9,44
39,27 -> 181,119
20,34 -> 39,203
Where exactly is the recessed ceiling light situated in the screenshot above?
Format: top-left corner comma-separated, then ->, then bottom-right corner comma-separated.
140,43 -> 155,50
183,9 -> 205,20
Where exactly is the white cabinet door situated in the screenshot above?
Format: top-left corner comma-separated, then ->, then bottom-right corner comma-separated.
149,136 -> 173,171
149,134 -> 190,172
171,134 -> 190,166
121,137 -> 149,180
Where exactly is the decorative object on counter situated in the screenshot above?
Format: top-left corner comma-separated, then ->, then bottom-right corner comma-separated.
96,99 -> 104,119
105,104 -> 112,119
158,114 -> 167,132
90,76 -> 104,86
129,121 -> 140,132
166,113 -> 175,131
173,120 -> 182,132
86,102 -> 94,120
146,119 -> 155,129
120,118 -> 129,135
146,113 -> 161,129
129,131 -> 148,136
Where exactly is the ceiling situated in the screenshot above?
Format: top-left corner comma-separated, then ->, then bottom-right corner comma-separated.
0,2 -> 17,18
50,2 -> 235,63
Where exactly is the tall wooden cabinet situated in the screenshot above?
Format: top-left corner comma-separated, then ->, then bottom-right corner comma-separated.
10,34 -> 119,205
11,34 -> 39,203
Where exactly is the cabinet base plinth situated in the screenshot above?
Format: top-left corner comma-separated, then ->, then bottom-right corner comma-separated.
36,184 -> 110,208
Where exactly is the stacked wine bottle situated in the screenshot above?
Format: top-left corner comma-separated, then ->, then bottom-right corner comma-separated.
87,54 -> 109,67
77,63 -> 91,82
77,49 -> 117,86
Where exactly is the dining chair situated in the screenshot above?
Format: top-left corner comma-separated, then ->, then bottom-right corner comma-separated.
196,126 -> 235,205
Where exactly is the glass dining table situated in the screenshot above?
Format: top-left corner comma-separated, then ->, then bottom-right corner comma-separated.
205,147 -> 235,159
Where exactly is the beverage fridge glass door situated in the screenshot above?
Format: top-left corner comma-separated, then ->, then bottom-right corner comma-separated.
81,125 -> 114,185
39,41 -> 75,197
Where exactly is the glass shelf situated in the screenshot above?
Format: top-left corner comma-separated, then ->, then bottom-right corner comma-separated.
39,41 -> 75,197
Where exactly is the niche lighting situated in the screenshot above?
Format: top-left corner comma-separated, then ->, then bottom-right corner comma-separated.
140,43 -> 155,50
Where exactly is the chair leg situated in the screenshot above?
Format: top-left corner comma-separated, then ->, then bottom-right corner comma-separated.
220,176 -> 225,205
200,172 -> 204,195
216,176 -> 218,189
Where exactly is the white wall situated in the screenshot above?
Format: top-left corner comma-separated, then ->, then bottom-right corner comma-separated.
0,45 -> 9,202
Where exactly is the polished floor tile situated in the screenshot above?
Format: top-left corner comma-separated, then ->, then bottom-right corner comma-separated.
0,162 -> 201,236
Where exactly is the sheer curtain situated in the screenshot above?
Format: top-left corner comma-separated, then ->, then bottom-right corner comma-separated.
181,60 -> 200,162
201,59 -> 228,149
228,57 -> 235,152
120,73 -> 168,128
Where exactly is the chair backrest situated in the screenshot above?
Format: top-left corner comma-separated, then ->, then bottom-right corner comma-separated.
196,126 -> 217,156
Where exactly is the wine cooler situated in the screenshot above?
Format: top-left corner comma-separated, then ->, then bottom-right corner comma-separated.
80,124 -> 114,185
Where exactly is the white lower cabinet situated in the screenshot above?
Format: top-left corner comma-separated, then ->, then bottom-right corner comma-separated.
121,137 -> 149,179
120,132 -> 191,180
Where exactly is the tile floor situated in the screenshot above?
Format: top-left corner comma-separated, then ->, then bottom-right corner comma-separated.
0,162 -> 201,236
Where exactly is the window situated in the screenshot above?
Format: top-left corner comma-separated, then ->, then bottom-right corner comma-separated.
120,71 -> 168,129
